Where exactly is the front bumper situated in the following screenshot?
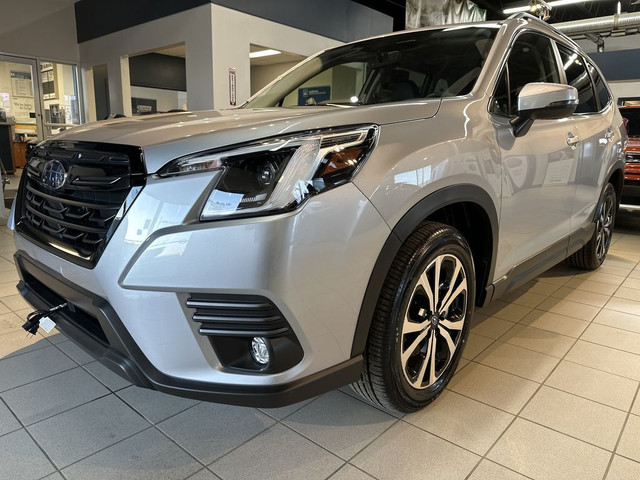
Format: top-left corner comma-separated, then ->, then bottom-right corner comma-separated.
12,178 -> 390,406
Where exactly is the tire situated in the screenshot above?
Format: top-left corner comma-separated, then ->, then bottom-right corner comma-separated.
352,222 -> 475,413
566,182 -> 616,270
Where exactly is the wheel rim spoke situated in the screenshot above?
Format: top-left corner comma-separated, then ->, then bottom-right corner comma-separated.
438,260 -> 462,313
401,328 -> 429,365
400,252 -> 468,390
417,272 -> 435,313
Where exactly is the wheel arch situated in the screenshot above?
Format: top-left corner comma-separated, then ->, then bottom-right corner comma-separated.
351,184 -> 498,358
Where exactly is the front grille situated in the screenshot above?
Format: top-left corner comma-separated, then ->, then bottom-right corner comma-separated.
16,141 -> 145,267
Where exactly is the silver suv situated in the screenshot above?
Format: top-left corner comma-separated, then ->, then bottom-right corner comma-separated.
9,14 -> 626,412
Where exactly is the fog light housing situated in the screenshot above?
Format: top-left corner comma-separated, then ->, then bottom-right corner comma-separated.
251,337 -> 270,366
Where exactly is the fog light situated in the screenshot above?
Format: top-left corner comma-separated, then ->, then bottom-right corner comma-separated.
251,337 -> 270,365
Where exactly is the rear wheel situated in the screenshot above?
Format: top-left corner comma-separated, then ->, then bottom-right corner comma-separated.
566,182 -> 616,270
352,222 -> 474,412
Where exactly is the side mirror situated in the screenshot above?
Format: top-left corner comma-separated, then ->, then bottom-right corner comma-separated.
511,83 -> 578,137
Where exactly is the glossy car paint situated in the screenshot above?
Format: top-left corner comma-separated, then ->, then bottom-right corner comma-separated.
10,16 -> 626,395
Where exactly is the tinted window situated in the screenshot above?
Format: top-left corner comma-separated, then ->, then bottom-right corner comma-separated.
586,62 -> 612,111
492,33 -> 560,116
245,27 -> 498,108
557,46 -> 597,114
620,108 -> 640,137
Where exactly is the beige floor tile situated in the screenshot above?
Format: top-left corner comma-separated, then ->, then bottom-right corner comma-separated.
628,269 -> 640,280
498,324 -> 575,358
545,361 -> 638,411
603,255 -> 637,269
0,302 -> 9,315
617,414 -> 640,463
606,296 -> 640,316
352,421 -> 479,480
405,390 -> 514,455
499,290 -> 547,308
598,264 -> 633,277
519,310 -> 590,337
582,323 -> 640,356
477,301 -> 532,322
455,358 -> 470,375
633,395 -> 640,416
468,460 -> 529,480
536,273 -> 574,287
614,286 -> 640,303
0,282 -> 18,298
488,418 -> 610,480
573,271 -> 626,286
621,277 -> 640,289
0,330 -> 51,358
535,297 -> 601,321
593,309 -> 640,335
0,259 -> 16,273
605,455 -> 640,480
471,317 -> 515,340
447,363 -> 539,415
0,294 -> 31,312
565,341 -> 640,381
462,334 -> 493,360
564,277 -> 619,296
475,342 -> 559,383
0,253 -> 14,264
551,286 -> 610,308
518,280 -> 561,297
0,312 -> 23,335
520,386 -> 626,450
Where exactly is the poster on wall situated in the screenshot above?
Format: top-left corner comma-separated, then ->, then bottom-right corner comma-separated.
229,68 -> 236,106
298,86 -> 331,106
11,96 -> 35,123
131,97 -> 157,115
10,71 -> 33,97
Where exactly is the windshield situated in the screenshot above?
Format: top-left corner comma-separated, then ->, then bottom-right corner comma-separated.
621,108 -> 640,137
243,26 -> 499,109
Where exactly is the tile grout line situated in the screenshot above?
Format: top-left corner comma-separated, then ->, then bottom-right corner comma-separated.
600,383 -> 640,480
462,262 -> 624,479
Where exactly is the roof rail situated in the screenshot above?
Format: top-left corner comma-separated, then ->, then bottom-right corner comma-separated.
507,12 -> 548,24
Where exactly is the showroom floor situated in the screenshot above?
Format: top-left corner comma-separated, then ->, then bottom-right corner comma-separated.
1,214 -> 640,480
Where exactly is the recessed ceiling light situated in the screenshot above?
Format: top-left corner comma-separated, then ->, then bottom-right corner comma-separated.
249,49 -> 281,59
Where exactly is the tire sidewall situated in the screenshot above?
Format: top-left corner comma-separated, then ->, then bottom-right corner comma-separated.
386,228 -> 475,409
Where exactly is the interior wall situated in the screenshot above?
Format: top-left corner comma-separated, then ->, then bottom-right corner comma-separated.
211,5 -> 343,109
130,86 -> 187,112
250,61 -> 300,96
79,4 -> 215,115
0,5 -> 79,62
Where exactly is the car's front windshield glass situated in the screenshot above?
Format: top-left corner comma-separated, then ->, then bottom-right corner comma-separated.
243,25 -> 499,109
621,108 -> 640,137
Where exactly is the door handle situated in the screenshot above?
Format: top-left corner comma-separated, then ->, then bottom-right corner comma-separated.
566,132 -> 580,148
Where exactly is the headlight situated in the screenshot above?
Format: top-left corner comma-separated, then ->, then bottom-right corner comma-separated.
158,125 -> 378,221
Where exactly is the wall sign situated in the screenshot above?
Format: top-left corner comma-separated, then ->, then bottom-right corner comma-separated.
10,71 -> 33,98
298,86 -> 331,106
229,68 -> 237,106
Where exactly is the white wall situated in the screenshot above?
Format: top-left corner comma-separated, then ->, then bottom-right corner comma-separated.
130,86 -> 187,112
79,4 -> 215,115
211,4 -> 342,109
0,5 -> 79,62
250,61 -> 300,95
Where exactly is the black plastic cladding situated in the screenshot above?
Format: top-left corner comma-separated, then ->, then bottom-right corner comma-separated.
15,141 -> 145,268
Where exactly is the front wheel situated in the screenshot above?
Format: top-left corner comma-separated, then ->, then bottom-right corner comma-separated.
352,222 -> 475,413
566,182 -> 616,270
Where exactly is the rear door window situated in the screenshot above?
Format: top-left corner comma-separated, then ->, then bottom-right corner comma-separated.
557,45 -> 597,114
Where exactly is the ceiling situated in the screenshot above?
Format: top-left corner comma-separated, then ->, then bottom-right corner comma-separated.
355,0 -> 640,30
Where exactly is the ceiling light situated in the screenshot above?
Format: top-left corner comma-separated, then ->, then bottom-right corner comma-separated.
249,49 -> 281,59
503,0 -> 596,15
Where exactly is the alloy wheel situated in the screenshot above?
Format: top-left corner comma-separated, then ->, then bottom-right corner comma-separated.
400,253 -> 468,389
595,191 -> 615,261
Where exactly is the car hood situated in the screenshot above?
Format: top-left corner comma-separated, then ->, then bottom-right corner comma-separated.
55,101 -> 441,173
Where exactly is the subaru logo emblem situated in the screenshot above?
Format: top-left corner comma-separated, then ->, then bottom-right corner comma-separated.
41,160 -> 67,190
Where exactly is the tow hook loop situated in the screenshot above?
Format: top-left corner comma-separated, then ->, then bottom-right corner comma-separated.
22,303 -> 68,336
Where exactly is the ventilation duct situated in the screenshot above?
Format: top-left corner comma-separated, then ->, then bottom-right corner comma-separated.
406,0 -> 486,28
555,11 -> 640,36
